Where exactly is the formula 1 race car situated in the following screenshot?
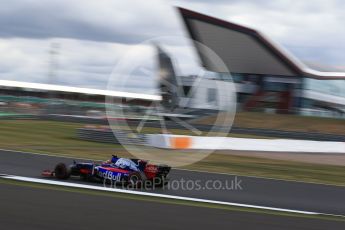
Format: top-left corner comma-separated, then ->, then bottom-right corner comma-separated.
42,155 -> 171,187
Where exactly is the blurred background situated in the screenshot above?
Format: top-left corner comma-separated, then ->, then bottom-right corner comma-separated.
0,0 -> 344,183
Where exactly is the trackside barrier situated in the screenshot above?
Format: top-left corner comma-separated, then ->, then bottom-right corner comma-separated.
146,135 -> 192,149
147,134 -> 345,153
77,128 -> 147,145
5,114 -> 345,141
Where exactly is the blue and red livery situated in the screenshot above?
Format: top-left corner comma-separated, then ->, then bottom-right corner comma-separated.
42,155 -> 171,186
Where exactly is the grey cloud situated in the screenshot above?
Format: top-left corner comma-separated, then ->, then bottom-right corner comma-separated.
1,0 -> 344,90
0,0 -> 182,43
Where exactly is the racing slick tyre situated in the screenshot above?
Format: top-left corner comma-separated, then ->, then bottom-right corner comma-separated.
128,172 -> 142,188
54,163 -> 71,179
153,176 -> 169,187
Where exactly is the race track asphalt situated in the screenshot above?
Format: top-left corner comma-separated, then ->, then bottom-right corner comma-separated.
1,182 -> 344,230
0,149 -> 344,216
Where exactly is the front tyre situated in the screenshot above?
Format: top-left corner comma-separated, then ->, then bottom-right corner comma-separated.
153,176 -> 169,187
128,172 -> 142,188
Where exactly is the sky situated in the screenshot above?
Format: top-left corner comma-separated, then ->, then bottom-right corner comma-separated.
0,0 -> 344,93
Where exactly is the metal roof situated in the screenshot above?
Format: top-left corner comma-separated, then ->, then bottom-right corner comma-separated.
0,79 -> 161,101
178,7 -> 345,80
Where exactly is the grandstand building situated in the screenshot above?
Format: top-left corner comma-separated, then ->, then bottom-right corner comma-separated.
1,8 -> 345,120
178,7 -> 345,118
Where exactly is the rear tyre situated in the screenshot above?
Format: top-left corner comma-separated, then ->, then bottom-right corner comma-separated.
54,163 -> 71,179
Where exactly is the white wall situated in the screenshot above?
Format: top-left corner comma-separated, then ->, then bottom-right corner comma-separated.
179,78 -> 235,110
147,134 -> 345,153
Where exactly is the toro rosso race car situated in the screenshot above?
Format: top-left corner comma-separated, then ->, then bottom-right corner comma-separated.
42,155 -> 171,187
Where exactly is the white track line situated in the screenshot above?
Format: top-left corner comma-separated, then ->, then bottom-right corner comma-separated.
1,174 -> 340,217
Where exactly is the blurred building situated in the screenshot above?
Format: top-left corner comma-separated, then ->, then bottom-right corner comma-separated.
157,46 -> 234,119
1,8 -> 345,120
178,7 -> 345,118
0,80 -> 159,117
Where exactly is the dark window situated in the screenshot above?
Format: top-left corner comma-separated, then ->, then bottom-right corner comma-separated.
183,86 -> 191,96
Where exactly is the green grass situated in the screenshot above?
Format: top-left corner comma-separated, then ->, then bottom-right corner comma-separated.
0,120 -> 344,186
0,120 -> 130,159
197,111 -> 345,135
1,178 -> 344,222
